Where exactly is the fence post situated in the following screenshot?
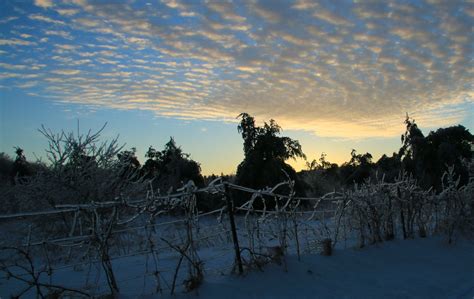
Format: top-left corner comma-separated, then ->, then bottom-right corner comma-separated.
224,183 -> 243,275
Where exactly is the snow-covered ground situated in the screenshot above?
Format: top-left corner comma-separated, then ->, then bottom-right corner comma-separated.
1,177 -> 473,298
161,237 -> 474,299
2,235 -> 472,298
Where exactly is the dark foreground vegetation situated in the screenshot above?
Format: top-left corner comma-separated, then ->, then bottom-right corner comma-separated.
1,114 -> 472,214
0,114 -> 473,297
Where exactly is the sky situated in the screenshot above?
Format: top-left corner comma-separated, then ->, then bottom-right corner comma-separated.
0,0 -> 473,175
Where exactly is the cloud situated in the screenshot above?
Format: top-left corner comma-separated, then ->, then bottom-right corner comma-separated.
0,0 -> 472,139
55,9 -> 79,16
28,14 -> 65,25
0,38 -> 35,46
51,69 -> 81,75
249,2 -> 281,23
313,9 -> 352,27
44,30 -> 73,39
0,16 -> 18,24
162,0 -> 186,10
34,0 -> 54,9
292,0 -> 318,10
0,63 -> 28,70
54,44 -> 79,52
207,2 -> 246,22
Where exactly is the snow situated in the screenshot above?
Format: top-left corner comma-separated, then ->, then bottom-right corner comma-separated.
1,175 -> 473,298
3,209 -> 474,299
3,235 -> 472,298
160,237 -> 474,299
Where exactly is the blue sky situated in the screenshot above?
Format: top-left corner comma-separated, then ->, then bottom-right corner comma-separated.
0,0 -> 472,175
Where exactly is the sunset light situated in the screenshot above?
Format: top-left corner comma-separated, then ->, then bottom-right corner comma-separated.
1,0 -> 473,174
0,1 -> 473,298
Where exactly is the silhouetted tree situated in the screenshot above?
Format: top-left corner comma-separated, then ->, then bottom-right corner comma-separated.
318,152 -> 332,170
11,147 -> 32,183
425,125 -> 473,190
399,115 -> 473,190
143,138 -> 204,193
305,159 -> 319,171
0,153 -> 15,213
0,153 -> 13,184
340,149 -> 374,185
299,153 -> 341,196
235,113 -> 306,205
375,152 -> 402,182
399,115 -> 428,184
117,147 -> 141,179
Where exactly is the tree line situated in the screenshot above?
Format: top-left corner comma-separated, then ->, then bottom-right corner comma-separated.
0,113 -> 472,212
301,116 -> 473,197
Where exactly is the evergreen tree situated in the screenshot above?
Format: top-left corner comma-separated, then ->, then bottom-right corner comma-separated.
143,138 -> 204,192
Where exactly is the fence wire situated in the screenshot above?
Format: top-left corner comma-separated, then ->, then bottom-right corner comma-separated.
1,173 -> 472,298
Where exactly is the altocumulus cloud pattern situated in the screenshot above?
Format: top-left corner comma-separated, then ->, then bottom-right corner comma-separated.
0,0 -> 472,138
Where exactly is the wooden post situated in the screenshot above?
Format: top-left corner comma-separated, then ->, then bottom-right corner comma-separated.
224,183 -> 243,274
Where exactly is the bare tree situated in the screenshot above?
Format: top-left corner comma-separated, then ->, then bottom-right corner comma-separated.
17,123 -> 149,209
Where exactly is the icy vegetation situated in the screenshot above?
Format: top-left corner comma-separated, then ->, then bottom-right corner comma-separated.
0,170 -> 473,298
